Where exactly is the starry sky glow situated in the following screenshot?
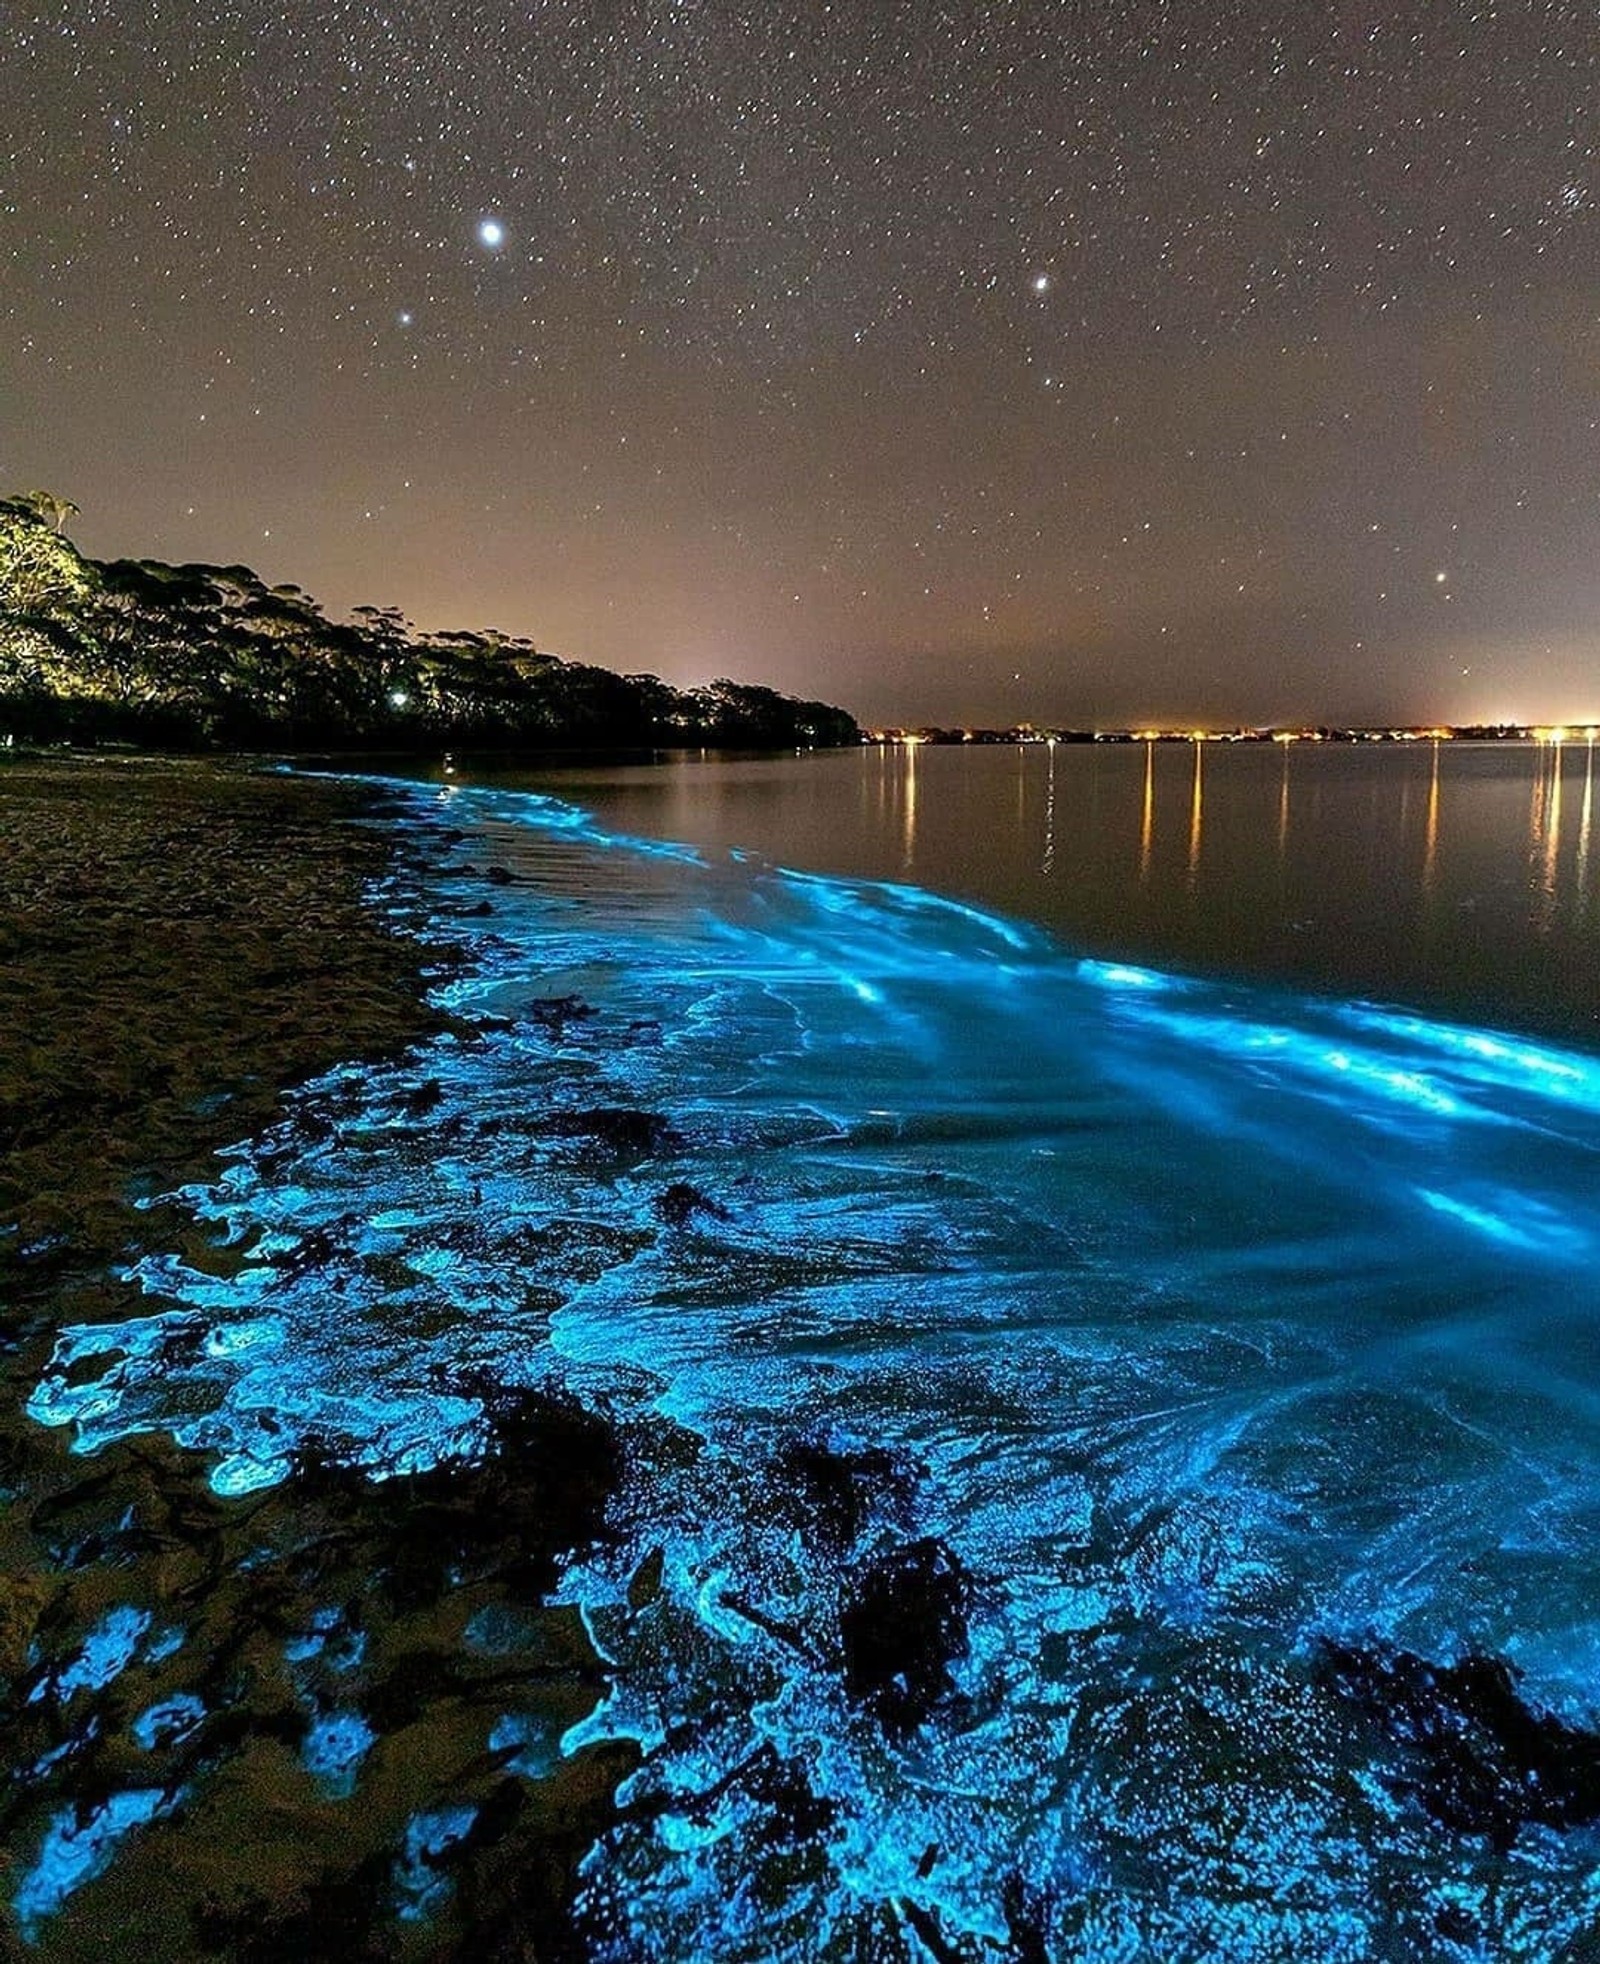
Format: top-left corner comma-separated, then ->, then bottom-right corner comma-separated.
5,0 -> 1599,725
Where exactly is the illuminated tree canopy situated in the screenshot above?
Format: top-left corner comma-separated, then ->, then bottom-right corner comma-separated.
0,496 -> 858,752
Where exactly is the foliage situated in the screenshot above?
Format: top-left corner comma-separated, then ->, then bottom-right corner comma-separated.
0,494 -> 859,752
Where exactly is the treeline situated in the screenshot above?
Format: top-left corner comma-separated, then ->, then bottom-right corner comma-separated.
0,492 -> 859,752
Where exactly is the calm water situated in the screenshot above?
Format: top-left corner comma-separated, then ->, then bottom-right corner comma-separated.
431,739 -> 1600,1042
19,758 -> 1600,1959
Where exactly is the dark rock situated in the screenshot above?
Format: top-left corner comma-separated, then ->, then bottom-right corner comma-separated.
626,1549 -> 665,1612
1435,1903 -> 1480,1944
527,995 -> 597,1037
267,1218 -> 359,1278
483,863 -> 518,885
839,1537 -> 971,1736
441,1774 -> 610,1964
394,1077 -> 444,1118
778,1436 -> 917,1554
652,1182 -> 730,1229
287,1385 -> 619,1614
190,1857 -> 392,1962
847,1905 -> 915,1963
739,1745 -> 837,1852
897,1898 -> 965,1963
512,1217 -> 653,1283
541,1108 -> 681,1161
1001,1874 -> 1054,1964
1321,1640 -> 1600,1844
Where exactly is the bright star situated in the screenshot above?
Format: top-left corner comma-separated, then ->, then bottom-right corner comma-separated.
476,217 -> 506,251
397,310 -> 414,326
1032,273 -> 1050,294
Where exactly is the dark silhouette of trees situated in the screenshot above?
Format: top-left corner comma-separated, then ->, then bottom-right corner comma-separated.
0,495 -> 860,753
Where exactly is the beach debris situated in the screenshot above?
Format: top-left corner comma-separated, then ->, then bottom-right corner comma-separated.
1321,1641 -> 1600,1843
839,1537 -> 971,1736
652,1182 -> 730,1229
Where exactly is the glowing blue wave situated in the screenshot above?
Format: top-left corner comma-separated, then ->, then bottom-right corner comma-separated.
22,776 -> 1600,1956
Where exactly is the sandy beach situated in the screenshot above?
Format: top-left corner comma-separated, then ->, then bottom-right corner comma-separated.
0,757 -> 631,1961
0,758 -> 449,1282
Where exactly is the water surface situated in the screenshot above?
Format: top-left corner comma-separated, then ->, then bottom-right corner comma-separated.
22,770 -> 1600,1959
431,739 -> 1600,1041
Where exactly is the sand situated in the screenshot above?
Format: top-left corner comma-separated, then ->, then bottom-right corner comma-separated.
0,756 -> 632,1962
0,757 -> 448,1281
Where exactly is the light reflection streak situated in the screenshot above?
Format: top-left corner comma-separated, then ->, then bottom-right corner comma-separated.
1186,738 -> 1204,888
1579,738 -> 1595,909
1277,741 -> 1290,863
1014,742 -> 1027,849
1537,737 -> 1564,931
1139,739 -> 1155,881
1423,739 -> 1441,895
1530,738 -> 1550,884
901,737 -> 917,871
1042,741 -> 1056,876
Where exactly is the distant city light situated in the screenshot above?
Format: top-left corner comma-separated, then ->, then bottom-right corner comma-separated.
861,723 -> 1585,747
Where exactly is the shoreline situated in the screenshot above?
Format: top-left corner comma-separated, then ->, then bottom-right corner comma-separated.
0,755 -> 453,1291
12,758 -> 1600,1956
0,756 -> 633,1960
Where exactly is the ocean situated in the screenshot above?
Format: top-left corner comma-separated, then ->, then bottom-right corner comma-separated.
20,745 -> 1600,1959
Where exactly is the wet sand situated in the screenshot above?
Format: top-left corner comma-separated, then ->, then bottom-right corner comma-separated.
0,758 -> 449,1280
0,758 -> 632,1961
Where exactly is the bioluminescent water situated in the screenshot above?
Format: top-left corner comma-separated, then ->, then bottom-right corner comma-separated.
23,777 -> 1600,1959
421,736 -> 1600,1041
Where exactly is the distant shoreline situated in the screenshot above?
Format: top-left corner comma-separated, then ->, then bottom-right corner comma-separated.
864,723 -> 1588,746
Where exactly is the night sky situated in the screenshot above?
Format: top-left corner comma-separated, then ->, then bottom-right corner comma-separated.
5,2 -> 1598,726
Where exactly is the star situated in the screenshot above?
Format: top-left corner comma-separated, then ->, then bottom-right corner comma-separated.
10,0 -> 1595,731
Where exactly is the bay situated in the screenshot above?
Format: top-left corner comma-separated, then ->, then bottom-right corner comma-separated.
427,737 -> 1600,1042
20,747 -> 1600,1960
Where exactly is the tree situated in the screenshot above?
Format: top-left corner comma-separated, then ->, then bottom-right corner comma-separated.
0,499 -> 96,718
10,489 -> 79,534
0,486 -> 862,751
0,498 -> 93,613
